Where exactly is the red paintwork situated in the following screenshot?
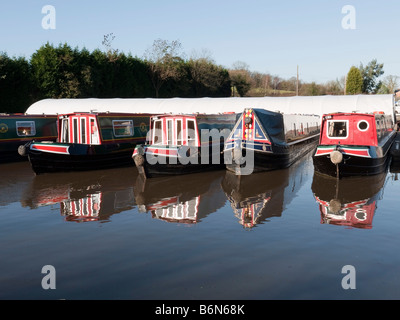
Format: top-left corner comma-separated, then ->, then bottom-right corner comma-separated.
320,113 -> 377,147
31,144 -> 69,154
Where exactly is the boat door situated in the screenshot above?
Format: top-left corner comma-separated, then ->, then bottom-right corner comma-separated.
60,114 -> 100,145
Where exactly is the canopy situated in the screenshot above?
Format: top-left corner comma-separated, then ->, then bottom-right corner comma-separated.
25,95 -> 395,121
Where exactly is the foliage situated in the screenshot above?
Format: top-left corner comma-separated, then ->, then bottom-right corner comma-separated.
359,59 -> 384,94
0,40 -> 396,114
0,53 -> 33,112
345,66 -> 363,95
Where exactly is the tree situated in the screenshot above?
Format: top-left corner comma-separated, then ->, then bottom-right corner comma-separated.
345,66 -> 363,95
229,61 -> 251,97
359,59 -> 384,93
187,56 -> 230,97
0,53 -> 33,112
377,75 -> 399,94
144,39 -> 184,97
30,43 -> 81,99
102,33 -> 119,63
325,78 -> 344,95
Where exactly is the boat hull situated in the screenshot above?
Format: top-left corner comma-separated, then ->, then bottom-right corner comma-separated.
225,136 -> 318,174
24,142 -> 136,174
133,145 -> 225,178
313,152 -> 390,178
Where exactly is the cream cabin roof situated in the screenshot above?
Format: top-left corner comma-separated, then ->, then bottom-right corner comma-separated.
25,95 -> 395,120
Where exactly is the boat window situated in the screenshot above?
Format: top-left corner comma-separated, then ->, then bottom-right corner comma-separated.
90,118 -> 99,145
167,119 -> 173,145
357,120 -> 369,132
327,120 -> 348,138
113,120 -> 133,137
187,119 -> 197,146
176,119 -> 182,145
16,121 -> 36,136
73,118 -> 78,143
81,118 -> 86,143
61,118 -> 69,143
153,120 -> 163,144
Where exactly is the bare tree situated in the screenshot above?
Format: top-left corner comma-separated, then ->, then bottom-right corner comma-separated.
102,33 -> 119,62
144,39 -> 183,97
378,75 -> 399,94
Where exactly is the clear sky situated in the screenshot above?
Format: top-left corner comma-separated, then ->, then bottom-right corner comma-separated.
1,0 -> 399,84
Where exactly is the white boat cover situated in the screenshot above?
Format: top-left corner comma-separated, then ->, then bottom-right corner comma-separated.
25,95 -> 395,120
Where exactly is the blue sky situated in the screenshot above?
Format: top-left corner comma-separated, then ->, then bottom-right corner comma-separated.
1,0 -> 399,84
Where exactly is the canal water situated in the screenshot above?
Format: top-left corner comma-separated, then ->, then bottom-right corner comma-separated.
1,152 -> 400,300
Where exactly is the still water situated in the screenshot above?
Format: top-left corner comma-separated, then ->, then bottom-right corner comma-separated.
1,153 -> 400,300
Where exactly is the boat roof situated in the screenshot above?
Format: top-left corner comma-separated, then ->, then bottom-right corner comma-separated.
24,95 -> 395,120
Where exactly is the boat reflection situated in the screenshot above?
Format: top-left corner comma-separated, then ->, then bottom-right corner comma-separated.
311,170 -> 388,229
21,166 -> 137,222
133,170 -> 226,224
221,155 -> 311,229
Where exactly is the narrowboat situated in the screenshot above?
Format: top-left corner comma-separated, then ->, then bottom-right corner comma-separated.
312,112 -> 396,178
223,108 -> 320,175
20,112 -> 151,174
0,114 -> 57,163
221,149 -> 310,228
311,169 -> 388,229
132,112 -> 237,178
134,170 -> 226,224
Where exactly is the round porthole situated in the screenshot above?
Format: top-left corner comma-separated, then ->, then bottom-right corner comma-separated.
357,120 -> 369,131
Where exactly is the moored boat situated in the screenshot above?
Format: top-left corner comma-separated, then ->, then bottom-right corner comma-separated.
20,112 -> 151,174
312,112 -> 396,178
223,108 -> 320,175
132,112 -> 237,178
0,113 -> 57,163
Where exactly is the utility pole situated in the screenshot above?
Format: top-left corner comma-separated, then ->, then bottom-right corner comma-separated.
344,75 -> 347,95
296,65 -> 299,96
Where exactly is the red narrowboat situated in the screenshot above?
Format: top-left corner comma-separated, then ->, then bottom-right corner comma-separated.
312,112 -> 396,178
20,112 -> 151,174
132,113 -> 237,178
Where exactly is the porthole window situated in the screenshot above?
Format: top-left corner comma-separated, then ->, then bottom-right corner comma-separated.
357,120 -> 369,132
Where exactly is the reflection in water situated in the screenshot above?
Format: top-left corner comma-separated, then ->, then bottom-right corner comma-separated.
390,158 -> 400,177
133,170 -> 226,224
221,156 -> 311,229
311,170 -> 388,229
21,167 -> 137,222
0,162 -> 35,207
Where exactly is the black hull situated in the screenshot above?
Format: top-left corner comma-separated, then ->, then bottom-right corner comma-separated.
313,133 -> 395,178
27,150 -> 135,174
225,137 -> 317,175
136,155 -> 225,178
313,153 -> 390,178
